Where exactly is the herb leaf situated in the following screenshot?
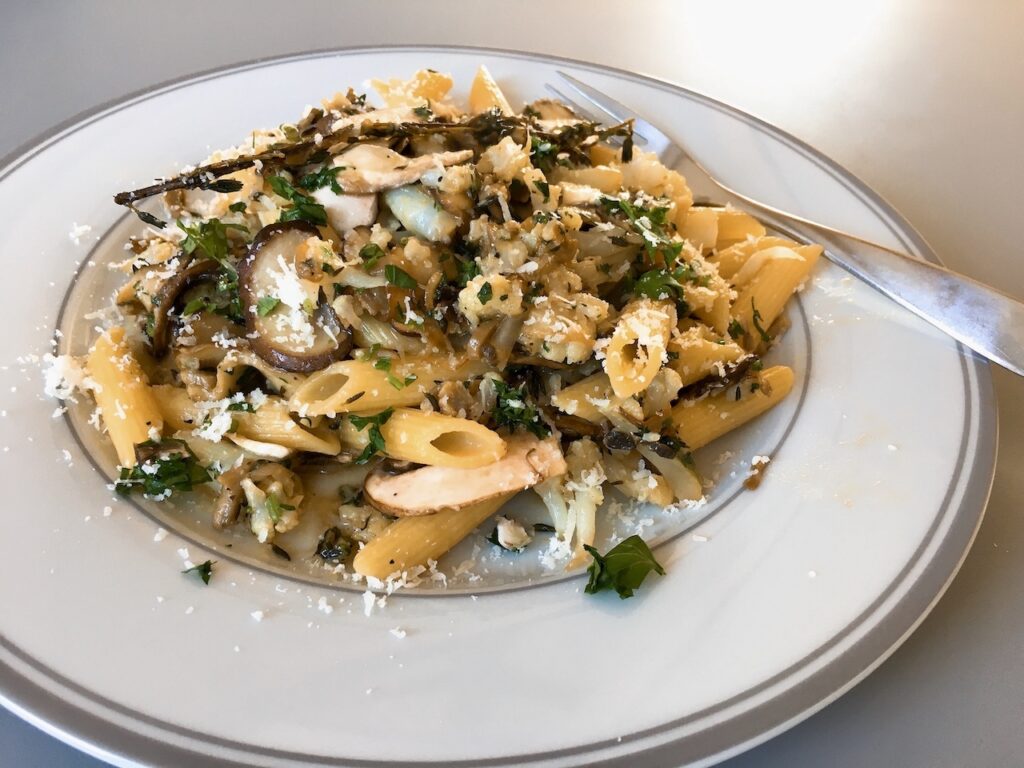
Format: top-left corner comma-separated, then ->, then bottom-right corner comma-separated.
177,218 -> 245,274
359,243 -> 385,269
298,166 -> 343,195
256,296 -> 281,316
182,559 -> 215,585
750,299 -> 771,343
349,408 -> 394,464
493,380 -> 549,438
584,535 -> 665,599
115,439 -> 213,498
384,264 -> 418,290
727,318 -> 745,341
476,281 -> 493,304
268,175 -> 328,225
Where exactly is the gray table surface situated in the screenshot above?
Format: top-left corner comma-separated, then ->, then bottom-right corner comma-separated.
2,1 -> 1023,766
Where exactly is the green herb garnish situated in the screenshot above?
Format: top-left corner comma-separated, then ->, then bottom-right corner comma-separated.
177,218 -> 247,274
584,535 -> 665,599
298,166 -> 343,195
268,175 -> 328,225
256,296 -> 281,316
533,180 -> 550,202
348,408 -> 395,464
228,201 -> 248,213
359,242 -> 386,269
750,299 -> 771,343
114,439 -> 213,498
600,196 -> 683,265
477,281 -> 493,304
493,380 -> 549,438
727,318 -> 745,341
384,264 -> 418,290
183,559 -> 215,585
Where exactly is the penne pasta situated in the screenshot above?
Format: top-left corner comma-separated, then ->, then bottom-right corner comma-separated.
289,356 -> 490,416
341,408 -> 506,468
86,327 -> 164,466
669,327 -> 748,386
671,365 -> 794,450
353,492 -> 516,580
731,245 -> 822,344
603,299 -> 676,398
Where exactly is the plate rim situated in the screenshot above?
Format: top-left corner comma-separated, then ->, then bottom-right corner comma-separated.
0,43 -> 998,768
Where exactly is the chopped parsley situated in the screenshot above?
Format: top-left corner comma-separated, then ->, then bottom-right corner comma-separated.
268,175 -> 328,225
256,296 -> 281,316
315,526 -> 352,564
493,380 -> 549,438
114,439 -> 213,498
348,408 -> 394,464
359,242 -> 386,269
533,179 -> 550,202
584,535 -> 665,599
384,264 -> 418,290
373,355 -> 416,389
228,201 -> 248,213
600,196 -> 682,265
455,257 -> 482,287
750,299 -> 771,343
298,166 -> 344,195
727,318 -> 745,341
632,267 -> 693,315
476,281 -> 493,305
182,559 -> 215,585
177,218 -> 247,274
179,268 -> 244,325
265,493 -> 295,524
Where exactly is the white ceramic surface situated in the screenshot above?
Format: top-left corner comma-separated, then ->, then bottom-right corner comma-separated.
0,47 -> 995,768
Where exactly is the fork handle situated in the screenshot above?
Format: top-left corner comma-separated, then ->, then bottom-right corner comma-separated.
722,195 -> 1024,377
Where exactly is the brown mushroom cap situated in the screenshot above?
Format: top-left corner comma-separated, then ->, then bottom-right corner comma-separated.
150,259 -> 220,357
238,221 -> 352,373
363,434 -> 567,517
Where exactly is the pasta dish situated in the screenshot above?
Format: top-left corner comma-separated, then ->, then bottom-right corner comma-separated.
45,67 -> 821,597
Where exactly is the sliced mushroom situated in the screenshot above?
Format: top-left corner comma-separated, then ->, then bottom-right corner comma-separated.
329,145 -> 474,194
238,221 -> 353,373
363,434 -> 567,517
212,463 -> 249,529
150,259 -> 220,357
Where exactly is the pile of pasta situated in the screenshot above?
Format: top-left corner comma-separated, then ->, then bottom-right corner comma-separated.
61,66 -> 822,581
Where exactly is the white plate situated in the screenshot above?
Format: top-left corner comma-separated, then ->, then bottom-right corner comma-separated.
0,46 -> 996,767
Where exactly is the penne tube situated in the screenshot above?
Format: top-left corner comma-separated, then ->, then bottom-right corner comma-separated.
709,236 -> 798,281
152,384 -> 199,432
550,372 -> 624,423
603,299 -> 676,399
86,327 -> 164,466
341,408 -> 506,468
289,356 -> 490,416
353,492 -> 516,580
713,208 -> 766,249
468,65 -> 513,115
671,365 -> 794,450
731,246 -> 822,344
234,400 -> 340,455
669,328 -> 748,387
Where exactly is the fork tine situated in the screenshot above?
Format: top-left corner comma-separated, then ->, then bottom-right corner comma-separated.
556,71 -> 674,152
543,84 -> 601,122
545,83 -> 650,146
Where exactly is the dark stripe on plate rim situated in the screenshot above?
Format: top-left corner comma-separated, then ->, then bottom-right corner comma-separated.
0,44 -> 998,768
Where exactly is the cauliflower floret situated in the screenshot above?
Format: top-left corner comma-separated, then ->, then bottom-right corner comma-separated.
478,136 -> 530,182
435,164 -> 476,195
241,477 -> 301,544
458,274 -> 524,326
519,292 -> 609,364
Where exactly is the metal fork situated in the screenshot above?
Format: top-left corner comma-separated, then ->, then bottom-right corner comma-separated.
552,71 -> 1024,377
